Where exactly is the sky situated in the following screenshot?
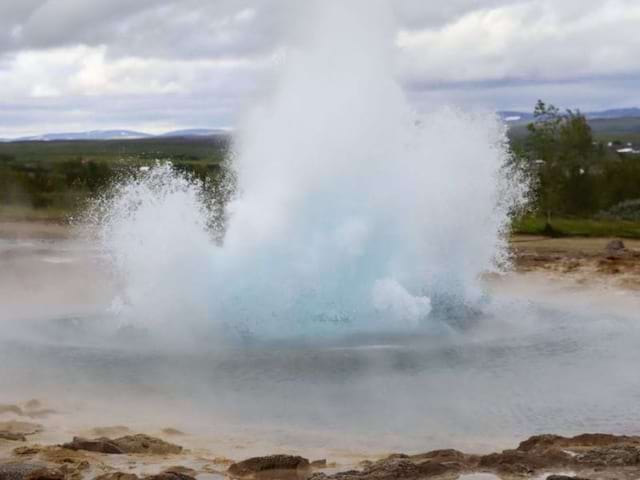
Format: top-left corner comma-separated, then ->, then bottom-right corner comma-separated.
1,0 -> 639,137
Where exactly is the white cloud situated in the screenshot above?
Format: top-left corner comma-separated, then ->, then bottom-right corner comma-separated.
397,0 -> 640,84
0,0 -> 638,136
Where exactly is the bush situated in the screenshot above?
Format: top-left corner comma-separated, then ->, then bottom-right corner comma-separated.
597,199 -> 640,221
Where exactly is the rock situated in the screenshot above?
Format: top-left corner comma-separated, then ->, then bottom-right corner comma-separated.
0,464 -> 43,480
310,458 -> 423,480
0,431 -> 27,441
479,447 -> 572,474
227,455 -> 310,477
62,437 -> 124,454
158,468 -> 196,477
0,465 -> 63,480
546,476 -> 592,480
0,405 -> 24,416
94,473 -> 139,480
517,433 -> 640,453
575,445 -> 640,466
24,469 -> 64,480
143,473 -> 195,480
62,434 -> 182,455
311,460 -> 327,468
0,421 -> 43,436
14,446 -> 42,455
517,434 -> 566,452
110,434 -> 182,455
606,239 -> 625,253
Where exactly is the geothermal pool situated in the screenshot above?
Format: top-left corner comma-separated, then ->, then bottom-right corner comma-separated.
1,233 -> 640,458
2,0 -> 640,463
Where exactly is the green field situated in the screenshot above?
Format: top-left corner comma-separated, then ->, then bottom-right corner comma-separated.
0,136 -> 231,216
513,216 -> 640,239
1,112 -> 640,239
0,136 -> 229,164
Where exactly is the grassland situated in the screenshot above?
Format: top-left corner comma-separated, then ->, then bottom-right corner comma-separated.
513,216 -> 640,239
1,126 -> 640,238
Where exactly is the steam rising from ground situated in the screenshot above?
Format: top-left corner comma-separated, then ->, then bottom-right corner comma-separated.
90,0 -> 527,340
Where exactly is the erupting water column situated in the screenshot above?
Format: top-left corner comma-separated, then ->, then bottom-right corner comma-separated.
93,0 -> 527,341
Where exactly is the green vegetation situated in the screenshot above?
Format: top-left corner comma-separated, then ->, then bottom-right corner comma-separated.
513,216 -> 640,239
511,100 -> 640,238
0,136 -> 230,220
1,109 -> 640,240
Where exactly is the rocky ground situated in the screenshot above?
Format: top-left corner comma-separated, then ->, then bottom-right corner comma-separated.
511,236 -> 640,290
2,401 -> 640,480
2,402 -> 640,480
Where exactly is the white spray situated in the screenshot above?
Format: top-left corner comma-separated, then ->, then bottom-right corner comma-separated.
92,0 -> 527,340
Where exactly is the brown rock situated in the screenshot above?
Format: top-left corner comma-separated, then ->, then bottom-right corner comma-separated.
517,434 -> 566,452
94,473 -> 140,480
0,405 -> 24,416
143,473 -> 195,480
111,434 -> 182,455
0,431 -> 27,441
23,468 -> 64,480
62,434 -> 182,455
606,239 -> 625,253
0,465 -> 64,480
159,467 -> 196,477
575,445 -> 640,466
228,455 -> 310,477
0,421 -> 43,436
62,437 -> 124,454
14,446 -> 42,455
309,458 -> 423,480
546,476 -> 592,480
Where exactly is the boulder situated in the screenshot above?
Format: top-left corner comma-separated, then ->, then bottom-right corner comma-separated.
143,472 -> 195,480
0,432 -> 27,441
0,422 -> 43,436
62,434 -> 182,455
94,473 -> 139,480
309,458 -> 423,480
62,437 -> 124,454
110,434 -> 182,455
605,239 -> 625,253
546,476 -> 592,480
227,455 -> 310,477
575,445 -> 640,466
0,465 -> 63,480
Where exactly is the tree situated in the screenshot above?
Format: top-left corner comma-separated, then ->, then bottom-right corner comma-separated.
525,100 -> 597,222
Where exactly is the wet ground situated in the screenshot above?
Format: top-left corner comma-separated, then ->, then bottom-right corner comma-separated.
1,222 -> 639,462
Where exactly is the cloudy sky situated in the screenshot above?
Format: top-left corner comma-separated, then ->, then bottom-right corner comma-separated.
1,0 -> 639,137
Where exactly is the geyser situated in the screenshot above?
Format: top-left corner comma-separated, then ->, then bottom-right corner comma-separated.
92,0 -> 527,340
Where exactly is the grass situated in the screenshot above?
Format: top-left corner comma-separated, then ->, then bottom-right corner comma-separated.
0,136 -> 229,164
513,216 -> 640,239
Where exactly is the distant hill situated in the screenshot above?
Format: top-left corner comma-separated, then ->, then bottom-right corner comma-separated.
587,108 -> 640,119
160,128 -> 228,138
4,128 -> 231,142
16,130 -> 153,141
498,107 -> 640,125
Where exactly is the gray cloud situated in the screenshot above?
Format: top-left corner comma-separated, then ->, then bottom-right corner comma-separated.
0,0 -> 638,137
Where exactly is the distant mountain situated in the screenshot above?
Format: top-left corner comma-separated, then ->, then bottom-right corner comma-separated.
3,128 -> 232,142
587,108 -> 640,119
160,128 -> 227,138
497,111 -> 534,123
498,107 -> 640,124
17,130 -> 152,141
